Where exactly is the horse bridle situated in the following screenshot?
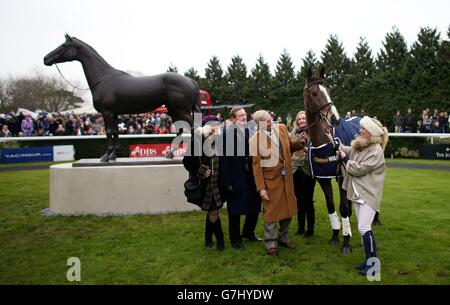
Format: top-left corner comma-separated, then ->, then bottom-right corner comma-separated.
303,80 -> 336,132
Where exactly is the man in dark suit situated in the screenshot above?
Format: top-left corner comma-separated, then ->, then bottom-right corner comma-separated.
220,107 -> 262,250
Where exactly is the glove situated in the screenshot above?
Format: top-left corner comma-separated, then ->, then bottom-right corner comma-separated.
332,137 -> 341,151
197,164 -> 210,179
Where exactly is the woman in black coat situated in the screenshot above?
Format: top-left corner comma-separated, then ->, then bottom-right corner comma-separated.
183,115 -> 225,250
220,107 -> 261,250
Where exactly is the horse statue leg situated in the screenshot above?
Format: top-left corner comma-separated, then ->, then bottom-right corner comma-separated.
100,111 -> 115,162
338,177 -> 352,254
318,178 -> 340,245
108,114 -> 119,161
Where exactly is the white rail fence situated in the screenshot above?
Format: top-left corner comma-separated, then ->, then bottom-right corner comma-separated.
1,133 -> 450,143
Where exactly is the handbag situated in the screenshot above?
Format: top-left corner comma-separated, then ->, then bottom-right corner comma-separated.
184,177 -> 203,204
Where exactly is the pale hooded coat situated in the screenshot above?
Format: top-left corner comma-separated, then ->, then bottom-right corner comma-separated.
340,140 -> 386,212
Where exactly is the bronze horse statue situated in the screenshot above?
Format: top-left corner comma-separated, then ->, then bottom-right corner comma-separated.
44,34 -> 200,162
303,68 -> 353,254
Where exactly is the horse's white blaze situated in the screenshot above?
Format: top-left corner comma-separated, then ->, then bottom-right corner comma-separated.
331,105 -> 340,120
319,85 -> 340,120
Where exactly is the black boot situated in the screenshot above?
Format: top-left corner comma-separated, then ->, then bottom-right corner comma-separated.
358,231 -> 377,275
213,216 -> 225,251
242,213 -> 261,242
297,206 -> 306,235
205,215 -> 214,248
229,214 -> 244,250
304,203 -> 315,237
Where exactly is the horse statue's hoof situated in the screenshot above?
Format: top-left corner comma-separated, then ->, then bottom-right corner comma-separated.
108,152 -> 116,161
165,151 -> 174,159
100,154 -> 110,162
341,246 -> 352,254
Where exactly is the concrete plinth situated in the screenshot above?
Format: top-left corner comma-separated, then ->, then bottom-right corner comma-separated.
48,161 -> 200,216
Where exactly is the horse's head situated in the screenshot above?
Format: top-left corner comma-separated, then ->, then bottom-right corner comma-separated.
303,67 -> 341,146
44,34 -> 79,66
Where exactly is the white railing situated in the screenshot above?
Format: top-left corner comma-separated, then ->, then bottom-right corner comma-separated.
1,133 -> 449,143
0,134 -> 183,142
387,133 -> 450,144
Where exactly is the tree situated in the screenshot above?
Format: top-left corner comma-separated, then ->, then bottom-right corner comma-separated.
272,49 -> 300,115
184,67 -> 202,87
320,34 -> 350,89
248,54 -> 273,108
167,63 -> 179,73
223,55 -> 248,103
0,78 -> 11,112
437,26 -> 450,108
371,27 -> 411,127
342,37 -> 376,113
298,50 -> 318,83
319,34 -> 351,114
406,27 -> 442,111
3,74 -> 83,113
353,37 -> 375,78
204,56 -> 224,104
376,27 -> 409,73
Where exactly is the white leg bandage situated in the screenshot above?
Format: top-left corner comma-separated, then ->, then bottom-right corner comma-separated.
328,212 -> 341,230
342,216 -> 352,237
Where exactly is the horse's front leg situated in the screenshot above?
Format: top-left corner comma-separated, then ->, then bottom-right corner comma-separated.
318,178 -> 340,245
100,111 -> 115,162
338,177 -> 352,254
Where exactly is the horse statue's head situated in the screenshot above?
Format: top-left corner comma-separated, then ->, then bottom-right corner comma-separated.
44,34 -> 79,66
303,67 -> 340,146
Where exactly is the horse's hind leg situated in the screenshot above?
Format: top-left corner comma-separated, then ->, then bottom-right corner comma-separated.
100,111 -> 115,162
338,177 -> 352,254
318,179 -> 340,245
165,109 -> 195,159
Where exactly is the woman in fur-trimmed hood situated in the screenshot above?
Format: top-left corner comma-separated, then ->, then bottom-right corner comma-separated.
338,116 -> 389,276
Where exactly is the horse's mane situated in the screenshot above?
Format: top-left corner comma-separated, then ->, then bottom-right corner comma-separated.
307,76 -> 324,85
72,37 -> 113,69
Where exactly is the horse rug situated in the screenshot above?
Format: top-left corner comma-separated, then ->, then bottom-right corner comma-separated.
309,117 -> 361,178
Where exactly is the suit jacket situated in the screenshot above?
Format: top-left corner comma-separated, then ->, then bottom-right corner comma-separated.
249,124 -> 301,222
219,125 -> 261,214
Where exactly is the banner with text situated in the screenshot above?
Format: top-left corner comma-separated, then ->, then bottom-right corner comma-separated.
129,144 -> 187,158
0,145 -> 74,164
419,144 -> 450,160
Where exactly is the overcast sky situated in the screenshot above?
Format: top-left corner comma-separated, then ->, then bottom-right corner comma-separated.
1,0 -> 449,91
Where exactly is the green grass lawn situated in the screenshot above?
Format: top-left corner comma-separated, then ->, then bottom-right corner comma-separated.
0,165 -> 449,284
386,158 -> 450,166
0,161 -> 70,168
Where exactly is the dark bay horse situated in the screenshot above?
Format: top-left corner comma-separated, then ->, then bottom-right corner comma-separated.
44,34 -> 200,162
303,68 -> 353,254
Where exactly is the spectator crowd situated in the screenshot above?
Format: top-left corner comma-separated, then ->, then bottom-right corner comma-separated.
0,111 -> 177,137
1,107 -> 449,138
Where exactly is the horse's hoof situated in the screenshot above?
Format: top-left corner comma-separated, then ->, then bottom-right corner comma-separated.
108,153 -> 116,161
341,246 -> 352,254
328,238 -> 339,246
